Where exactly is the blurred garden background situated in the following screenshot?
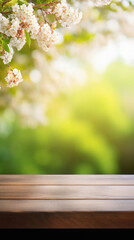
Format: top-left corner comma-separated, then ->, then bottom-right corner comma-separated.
0,0 -> 134,174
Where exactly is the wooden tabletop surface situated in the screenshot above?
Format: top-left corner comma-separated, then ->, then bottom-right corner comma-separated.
0,175 -> 134,228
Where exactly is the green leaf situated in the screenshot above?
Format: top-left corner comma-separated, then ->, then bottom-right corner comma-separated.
1,39 -> 10,53
25,30 -> 31,47
3,38 -> 10,44
6,0 -> 18,6
17,0 -> 28,5
36,0 -> 42,3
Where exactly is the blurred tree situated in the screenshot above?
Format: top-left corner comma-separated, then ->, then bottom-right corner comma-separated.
0,0 -> 134,174
0,61 -> 133,174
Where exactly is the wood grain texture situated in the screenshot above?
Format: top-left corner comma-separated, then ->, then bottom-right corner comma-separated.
0,185 -> 134,200
0,175 -> 134,185
1,200 -> 134,212
0,175 -> 134,228
0,212 -> 134,229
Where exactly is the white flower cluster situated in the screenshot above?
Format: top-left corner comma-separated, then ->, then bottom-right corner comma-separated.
0,2 -> 83,64
0,2 -> 76,66
37,23 -> 59,52
94,0 -> 112,6
0,45 -> 14,64
12,3 -> 40,39
0,13 -> 9,34
5,68 -> 23,88
51,0 -> 83,27
0,1 -> 83,88
0,3 -> 41,66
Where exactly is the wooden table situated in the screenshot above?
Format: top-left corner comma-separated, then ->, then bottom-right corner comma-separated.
0,175 -> 134,228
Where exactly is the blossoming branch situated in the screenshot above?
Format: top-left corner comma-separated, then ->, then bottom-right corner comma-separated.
0,0 -> 111,88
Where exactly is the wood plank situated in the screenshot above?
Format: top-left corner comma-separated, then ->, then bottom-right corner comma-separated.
0,175 -> 134,228
0,185 -> 134,200
0,175 -> 134,185
0,200 -> 134,212
1,212 -> 134,229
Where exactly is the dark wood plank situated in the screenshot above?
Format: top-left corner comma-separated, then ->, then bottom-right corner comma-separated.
0,175 -> 134,186
0,212 -> 134,229
0,185 -> 134,200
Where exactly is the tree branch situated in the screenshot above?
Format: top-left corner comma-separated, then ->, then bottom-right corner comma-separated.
1,11 -> 12,15
33,1 -> 60,9
2,0 -> 11,8
41,10 -> 52,26
1,1 -> 60,15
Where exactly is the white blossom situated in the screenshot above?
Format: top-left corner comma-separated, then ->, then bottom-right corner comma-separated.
10,33 -> 26,51
37,23 -> 59,52
12,3 -> 40,39
52,0 -> 83,27
0,13 -> 9,34
0,45 -> 14,64
5,68 -> 23,88
6,18 -> 20,38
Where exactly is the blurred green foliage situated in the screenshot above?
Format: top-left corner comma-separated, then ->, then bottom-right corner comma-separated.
0,61 -> 133,174
0,0 -> 134,174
